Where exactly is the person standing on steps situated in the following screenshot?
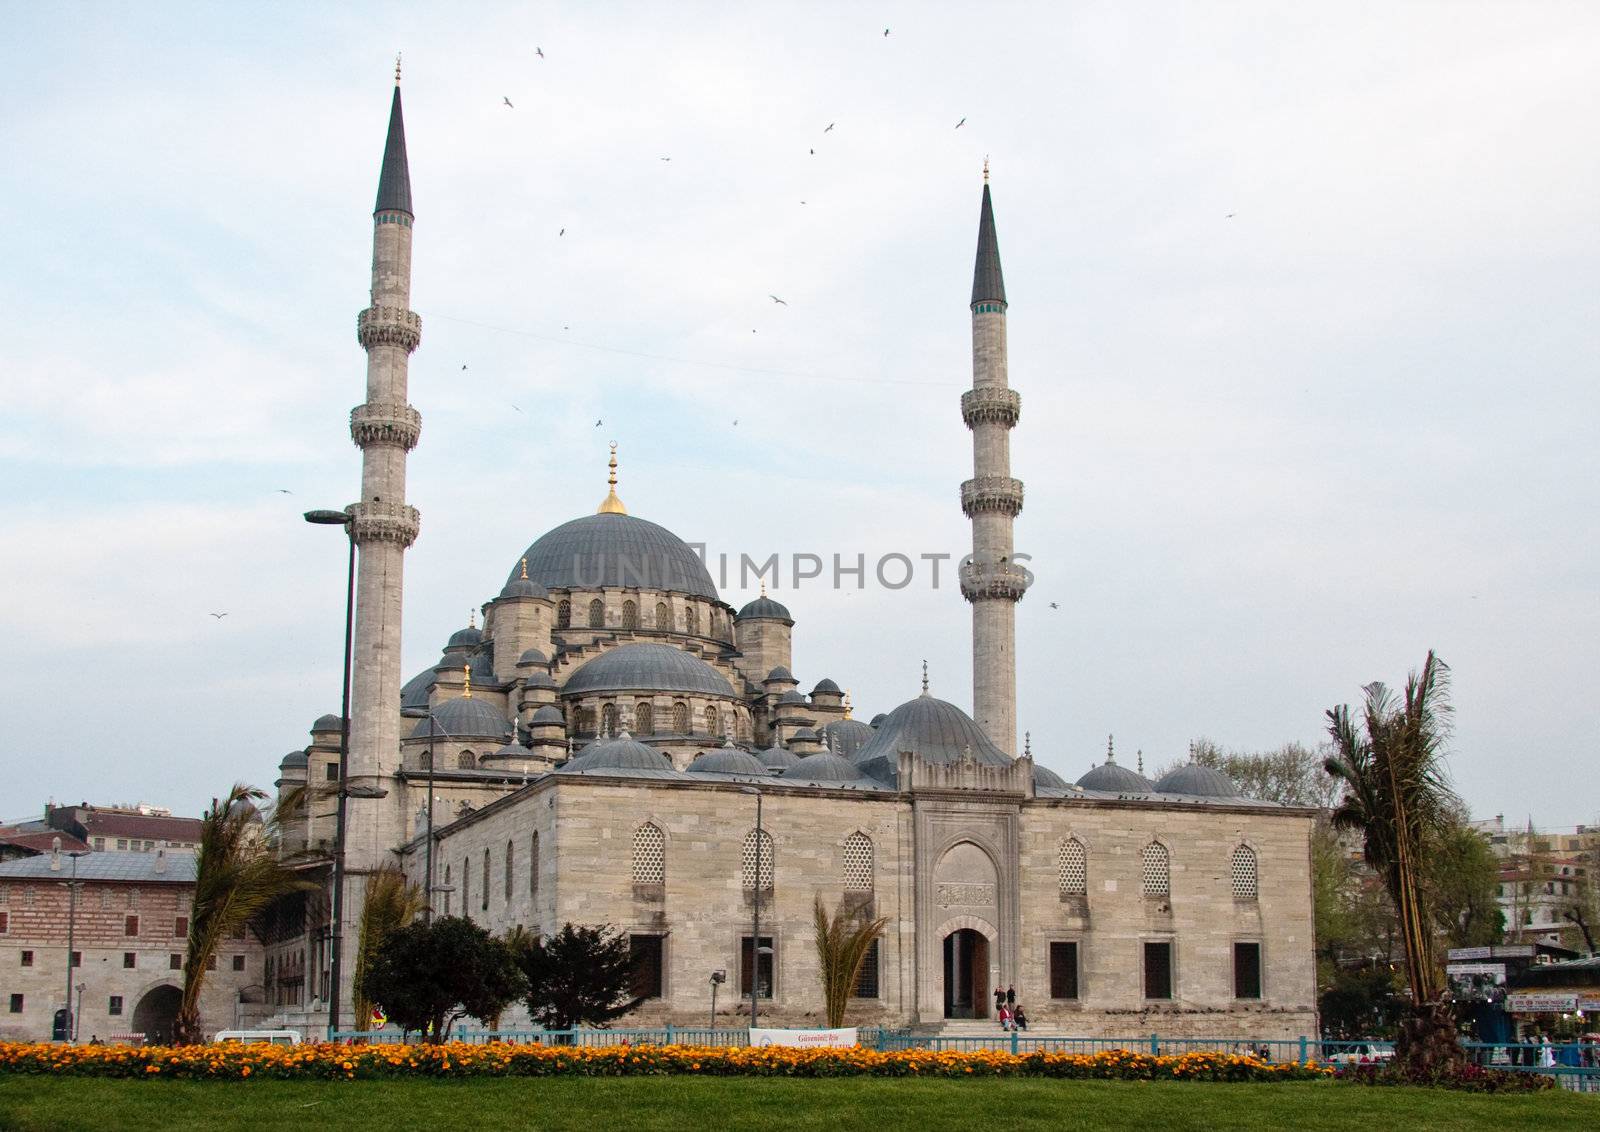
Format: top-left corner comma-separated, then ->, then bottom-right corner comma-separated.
1006,984 -> 1016,1008
993,986 -> 1005,1017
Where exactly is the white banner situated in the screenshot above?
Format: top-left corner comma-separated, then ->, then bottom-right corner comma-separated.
750,1027 -> 858,1048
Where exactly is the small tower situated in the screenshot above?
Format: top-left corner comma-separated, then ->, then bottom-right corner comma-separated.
959,164 -> 1027,756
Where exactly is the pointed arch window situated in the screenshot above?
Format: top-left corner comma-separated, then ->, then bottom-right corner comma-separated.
1230,845 -> 1258,900
481,848 -> 490,911
601,703 -> 618,736
1058,838 -> 1087,896
504,839 -> 515,901
842,832 -> 873,892
622,600 -> 638,630
655,602 -> 671,631
685,606 -> 699,636
672,702 -> 690,734
529,832 -> 540,899
703,706 -> 717,735
457,750 -> 477,770
443,864 -> 452,916
741,828 -> 774,891
556,599 -> 571,628
462,857 -> 470,919
633,822 -> 666,885
587,599 -> 605,628
1141,842 -> 1170,898
635,701 -> 654,735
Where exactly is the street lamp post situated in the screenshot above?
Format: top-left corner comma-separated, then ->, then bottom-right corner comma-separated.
709,969 -> 726,1029
304,508 -> 357,1036
737,787 -> 765,1027
59,850 -> 87,1043
400,706 -> 453,923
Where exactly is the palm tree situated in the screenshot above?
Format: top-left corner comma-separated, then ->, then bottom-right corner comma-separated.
813,896 -> 888,1029
353,865 -> 425,1032
172,783 -> 317,1044
1324,651 -> 1462,1070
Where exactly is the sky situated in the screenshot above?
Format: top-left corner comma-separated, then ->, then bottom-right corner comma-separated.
1,2 -> 1596,828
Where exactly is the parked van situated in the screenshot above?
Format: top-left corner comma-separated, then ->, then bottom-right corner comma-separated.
213,1030 -> 302,1045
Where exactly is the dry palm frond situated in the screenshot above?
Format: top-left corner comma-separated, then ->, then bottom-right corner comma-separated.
813,896 -> 888,1028
353,865 -> 426,1030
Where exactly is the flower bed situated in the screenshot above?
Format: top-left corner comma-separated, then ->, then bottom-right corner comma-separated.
0,1041 -> 1332,1083
1338,1062 -> 1554,1093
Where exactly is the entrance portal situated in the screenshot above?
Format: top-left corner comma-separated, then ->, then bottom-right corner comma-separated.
942,929 -> 990,1019
132,984 -> 181,1045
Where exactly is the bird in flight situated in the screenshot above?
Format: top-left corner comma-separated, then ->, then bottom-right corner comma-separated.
559,228 -> 565,236
955,117 -> 966,129
769,295 -> 787,305
535,46 -> 545,59
732,419 -> 739,426
809,148 -> 815,155
461,364 -> 468,370
1226,213 -> 1235,218
503,96 -> 514,108
275,489 -> 293,495
1049,602 -> 1059,610
594,419 -> 603,427
209,612 -> 229,620
511,404 -> 523,413
660,156 -> 671,162
883,28 -> 890,37
824,122 -> 835,133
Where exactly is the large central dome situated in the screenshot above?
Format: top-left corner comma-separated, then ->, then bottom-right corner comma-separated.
510,513 -> 719,601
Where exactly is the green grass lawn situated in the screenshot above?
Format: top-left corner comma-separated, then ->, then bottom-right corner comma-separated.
0,1075 -> 1594,1131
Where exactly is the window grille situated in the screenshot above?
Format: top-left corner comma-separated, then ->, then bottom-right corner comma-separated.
1141,842 -> 1170,898
703,706 -> 718,735
685,606 -> 699,635
445,865 -> 453,915
842,833 -> 873,891
672,702 -> 690,733
529,833 -> 539,899
1058,838 -> 1087,896
602,704 -> 618,736
633,823 -> 666,885
622,600 -> 638,629
630,935 -> 665,998
482,849 -> 490,911
635,702 -> 654,734
505,840 -> 515,901
655,602 -> 671,631
457,750 -> 476,769
557,599 -> 571,628
741,828 -> 774,891
1230,845 -> 1258,899
853,940 -> 880,998
587,599 -> 605,628
461,858 -> 470,918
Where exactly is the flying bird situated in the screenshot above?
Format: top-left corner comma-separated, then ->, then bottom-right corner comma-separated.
732,419 -> 739,426
824,123 -> 835,133
883,28 -> 890,37
209,612 -> 229,620
511,404 -> 523,413
559,228 -> 565,236
535,46 -> 544,58
503,96 -> 514,108
769,295 -> 787,305
955,117 -> 966,129
809,148 -> 814,155
1049,602 -> 1059,610
594,419 -> 603,427
1226,213 -> 1235,218
275,489 -> 293,494
461,364 -> 468,370
660,156 -> 671,162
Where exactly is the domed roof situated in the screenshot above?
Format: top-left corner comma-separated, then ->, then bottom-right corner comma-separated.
517,648 -> 549,667
737,594 -> 792,621
755,744 -> 801,770
311,714 -> 344,733
1077,760 -> 1153,793
764,666 -> 797,684
529,705 -> 565,725
777,690 -> 807,705
784,751 -> 870,783
869,713 -> 888,727
408,697 -> 510,740
434,652 -> 469,670
559,733 -> 677,774
1033,763 -> 1070,790
812,677 -> 841,695
499,576 -> 549,600
821,718 -> 875,760
792,727 -> 819,741
563,644 -> 735,698
853,694 -> 1010,767
401,665 -> 435,709
447,624 -> 484,649
1154,763 -> 1241,798
510,512 -> 719,600
688,747 -> 771,776
280,749 -> 308,769
489,738 -> 530,760
522,670 -> 558,690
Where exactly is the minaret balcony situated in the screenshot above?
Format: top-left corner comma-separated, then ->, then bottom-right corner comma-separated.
357,305 -> 422,353
961,387 -> 1021,429
959,560 -> 1031,603
960,476 -> 1025,518
350,402 -> 422,450
349,500 -> 421,548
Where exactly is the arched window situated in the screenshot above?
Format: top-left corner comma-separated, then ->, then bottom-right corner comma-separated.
741,828 -> 775,891
505,839 -> 514,901
672,702 -> 690,733
622,600 -> 638,629
457,750 -> 477,770
575,707 -> 594,735
635,701 -> 654,734
481,848 -> 490,911
1231,845 -> 1258,900
703,706 -> 718,735
462,857 -> 471,919
443,864 -> 452,916
556,599 -> 571,628
685,606 -> 699,636
655,602 -> 671,631
709,611 -> 721,639
1058,838 -> 1087,896
633,822 -> 666,885
529,832 -> 540,899
601,703 -> 618,736
587,599 -> 605,628
419,750 -> 432,770
736,715 -> 750,743
1141,842 -> 1170,898
842,832 -> 873,892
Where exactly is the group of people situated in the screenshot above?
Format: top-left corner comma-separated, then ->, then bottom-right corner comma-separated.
993,985 -> 1028,1032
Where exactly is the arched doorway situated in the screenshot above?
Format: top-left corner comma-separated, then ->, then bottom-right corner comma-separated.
132,984 -> 181,1045
943,929 -> 990,1019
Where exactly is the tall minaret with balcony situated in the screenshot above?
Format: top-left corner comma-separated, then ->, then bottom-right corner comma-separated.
347,65 -> 423,864
960,168 -> 1027,756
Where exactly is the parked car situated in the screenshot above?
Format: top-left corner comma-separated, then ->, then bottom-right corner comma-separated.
1334,1042 -> 1394,1065
213,1030 -> 302,1045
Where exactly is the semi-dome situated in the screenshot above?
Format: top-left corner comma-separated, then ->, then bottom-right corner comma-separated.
812,677 -> 841,695
559,733 -> 677,774
563,644 -> 735,698
280,749 -> 308,768
784,751 -> 870,783
1077,761 -> 1153,793
1033,764 -> 1070,790
488,738 -> 531,760
408,696 -> 510,740
517,648 -> 549,667
821,718 -> 875,760
755,744 -> 801,770
777,690 -> 807,705
737,594 -> 792,621
687,747 -> 771,776
764,666 -> 797,683
792,727 -> 819,741
852,694 -> 1010,767
311,714 -> 344,733
510,512 -> 719,601
522,670 -> 558,690
500,577 -> 548,599
1154,763 -> 1241,798
529,705 -> 565,725
447,624 -> 484,649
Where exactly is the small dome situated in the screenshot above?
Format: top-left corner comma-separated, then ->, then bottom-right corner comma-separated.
755,744 -> 801,770
499,577 -> 548,600
1154,763 -> 1241,798
311,714 -> 344,733
1033,764 -> 1070,790
687,747 -> 771,775
489,738 -> 531,760
869,713 -> 888,727
529,705 -> 565,725
409,697 -> 510,740
447,624 -> 484,649
792,727 -> 819,741
777,690 -> 807,705
821,718 -> 875,760
812,677 -> 841,695
853,695 -> 1010,767
1077,761 -> 1153,793
737,594 -> 792,621
517,648 -> 549,667
279,749 -> 308,769
764,666 -> 797,684
401,665 -> 435,710
560,733 -> 676,774
563,643 -> 735,698
784,751 -> 869,783
434,652 -> 469,670
523,670 -> 558,690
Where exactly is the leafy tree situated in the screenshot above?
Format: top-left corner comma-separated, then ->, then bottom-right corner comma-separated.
1319,965 -> 1406,1040
1188,739 -> 1340,809
1425,817 -> 1504,949
513,923 -> 644,1031
813,897 -> 888,1028
173,784 -> 316,1044
352,865 -> 425,1031
360,916 -> 526,1042
1325,651 -> 1463,1071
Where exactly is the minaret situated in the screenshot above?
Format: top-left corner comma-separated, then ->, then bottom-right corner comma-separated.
345,63 -> 422,869
959,164 -> 1026,756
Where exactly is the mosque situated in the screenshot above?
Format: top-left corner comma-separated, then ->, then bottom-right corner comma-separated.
268,75 -> 1318,1036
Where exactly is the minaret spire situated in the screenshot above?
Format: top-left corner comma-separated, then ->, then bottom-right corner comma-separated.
597,442 -> 627,514
960,169 -> 1026,756
374,76 -> 413,217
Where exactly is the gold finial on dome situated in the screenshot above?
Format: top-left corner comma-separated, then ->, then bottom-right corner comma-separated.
469,609 -> 476,629
463,663 -> 472,699
983,156 -> 989,184
921,660 -> 929,696
520,557 -> 529,580
597,442 -> 627,514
